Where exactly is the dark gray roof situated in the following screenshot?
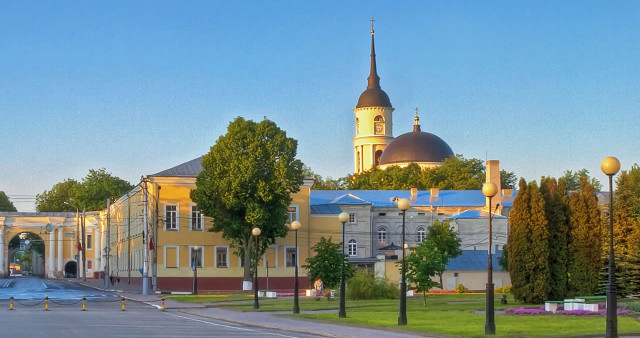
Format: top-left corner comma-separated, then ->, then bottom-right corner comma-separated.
379,124 -> 454,165
151,157 -> 203,177
355,29 -> 392,109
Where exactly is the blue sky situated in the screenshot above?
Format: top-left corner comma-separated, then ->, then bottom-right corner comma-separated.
2,1 -> 639,211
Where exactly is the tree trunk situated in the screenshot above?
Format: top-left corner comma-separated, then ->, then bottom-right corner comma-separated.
423,291 -> 427,307
439,273 -> 443,289
243,241 -> 252,281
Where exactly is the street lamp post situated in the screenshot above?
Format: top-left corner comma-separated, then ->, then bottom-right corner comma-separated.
482,182 -> 498,335
192,246 -> 201,295
602,156 -> 621,338
397,198 -> 410,326
338,212 -> 350,318
252,227 -> 261,310
291,220 -> 301,314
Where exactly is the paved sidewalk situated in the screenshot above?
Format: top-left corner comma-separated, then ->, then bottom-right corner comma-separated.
69,277 -> 433,338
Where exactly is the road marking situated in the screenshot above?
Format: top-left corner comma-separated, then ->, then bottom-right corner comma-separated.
163,312 -> 302,338
42,281 -> 48,289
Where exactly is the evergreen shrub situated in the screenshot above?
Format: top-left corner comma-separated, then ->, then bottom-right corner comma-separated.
346,269 -> 398,300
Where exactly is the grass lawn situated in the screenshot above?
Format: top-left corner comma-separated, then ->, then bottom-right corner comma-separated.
165,293 -> 252,303
171,293 -> 640,337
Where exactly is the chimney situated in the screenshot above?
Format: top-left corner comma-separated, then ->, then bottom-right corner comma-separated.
410,188 -> 418,202
486,160 -> 501,213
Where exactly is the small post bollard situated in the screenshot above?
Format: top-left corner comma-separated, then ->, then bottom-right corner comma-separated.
161,297 -> 165,311
9,297 -> 13,310
82,297 -> 86,311
121,296 -> 125,311
44,295 -> 49,311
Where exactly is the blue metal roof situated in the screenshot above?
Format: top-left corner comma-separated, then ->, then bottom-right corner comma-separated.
449,210 -> 507,220
310,204 -> 343,214
446,250 -> 504,271
311,190 -> 516,208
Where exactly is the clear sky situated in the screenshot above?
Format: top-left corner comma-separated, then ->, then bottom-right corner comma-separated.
2,1 -> 639,211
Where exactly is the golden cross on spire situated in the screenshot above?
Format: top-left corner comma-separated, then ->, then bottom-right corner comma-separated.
370,17 -> 375,34
414,107 -> 420,125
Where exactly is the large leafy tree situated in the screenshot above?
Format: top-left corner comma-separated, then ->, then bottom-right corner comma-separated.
0,191 -> 17,212
404,239 -> 443,306
36,169 -> 133,212
508,179 -> 551,303
539,177 -> 569,300
74,168 -> 134,210
191,117 -> 304,281
560,169 -> 602,191
567,178 -> 602,296
425,220 -> 462,288
35,179 -> 81,212
303,237 -> 353,288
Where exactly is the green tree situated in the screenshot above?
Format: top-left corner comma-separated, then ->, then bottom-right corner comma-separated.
75,168 -> 134,210
302,166 -> 347,190
426,220 -> 462,287
539,177 -> 569,300
508,179 -> 551,303
567,178 -> 602,296
421,155 -> 485,190
191,117 -> 304,281
303,237 -> 353,288
0,191 -> 17,212
605,171 -> 640,296
497,244 -> 508,271
501,170 -> 517,189
35,179 -> 81,212
404,239 -> 444,306
560,169 -> 602,191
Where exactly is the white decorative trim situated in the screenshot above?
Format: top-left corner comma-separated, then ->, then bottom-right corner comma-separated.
164,245 -> 179,269
283,245 -> 299,268
214,245 -> 229,268
164,203 -> 179,231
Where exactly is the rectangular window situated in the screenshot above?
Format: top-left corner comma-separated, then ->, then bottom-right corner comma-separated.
286,206 -> 298,227
165,204 -> 178,230
165,247 -> 178,268
190,205 -> 203,231
286,247 -> 297,268
190,247 -> 203,269
216,247 -> 228,268
87,260 -> 92,269
349,213 -> 356,224
86,234 -> 92,250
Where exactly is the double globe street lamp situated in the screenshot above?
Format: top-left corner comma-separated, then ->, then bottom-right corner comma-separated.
482,182 -> 499,335
601,156 -> 621,338
291,220 -> 302,314
397,197 -> 410,326
338,212 -> 350,318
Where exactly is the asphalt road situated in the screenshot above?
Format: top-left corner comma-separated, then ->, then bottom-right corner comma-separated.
0,276 -> 323,338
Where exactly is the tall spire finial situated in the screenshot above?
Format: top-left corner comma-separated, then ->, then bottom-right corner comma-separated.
413,108 -> 421,132
367,18 -> 380,89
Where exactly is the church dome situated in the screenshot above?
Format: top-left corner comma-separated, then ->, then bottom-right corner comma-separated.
379,117 -> 453,166
356,88 -> 392,108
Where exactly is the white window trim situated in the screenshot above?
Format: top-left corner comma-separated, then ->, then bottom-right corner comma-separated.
348,239 -> 357,257
215,245 -> 229,268
86,234 -> 93,250
164,203 -> 180,231
283,245 -> 299,268
286,205 -> 299,227
164,245 -> 179,269
378,226 -> 388,244
189,204 -> 204,232
417,226 -> 426,243
189,245 -> 204,269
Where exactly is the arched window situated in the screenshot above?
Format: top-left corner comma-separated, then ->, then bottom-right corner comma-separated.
356,151 -> 361,171
348,239 -> 357,256
375,150 -> 383,165
355,118 -> 360,134
417,227 -> 426,243
378,227 -> 387,244
374,115 -> 385,135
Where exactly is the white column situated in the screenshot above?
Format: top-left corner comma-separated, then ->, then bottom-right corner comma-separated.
48,230 -> 55,274
57,228 -> 63,271
0,227 -> 5,276
94,228 -> 101,271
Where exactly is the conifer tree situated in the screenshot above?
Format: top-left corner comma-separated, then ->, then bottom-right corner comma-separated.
567,178 -> 602,296
606,172 -> 640,296
540,177 -> 569,300
508,179 -> 532,302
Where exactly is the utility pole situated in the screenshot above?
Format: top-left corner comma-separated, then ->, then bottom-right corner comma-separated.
142,178 -> 150,295
82,209 -> 86,282
127,194 -> 131,284
105,199 -> 111,290
152,184 -> 160,292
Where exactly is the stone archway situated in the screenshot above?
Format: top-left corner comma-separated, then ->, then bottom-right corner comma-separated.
8,232 -> 46,277
64,261 -> 77,278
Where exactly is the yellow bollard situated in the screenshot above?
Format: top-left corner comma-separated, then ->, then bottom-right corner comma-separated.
82,297 -> 86,311
121,296 -> 125,311
161,297 -> 165,312
9,297 -> 13,310
44,295 -> 49,311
